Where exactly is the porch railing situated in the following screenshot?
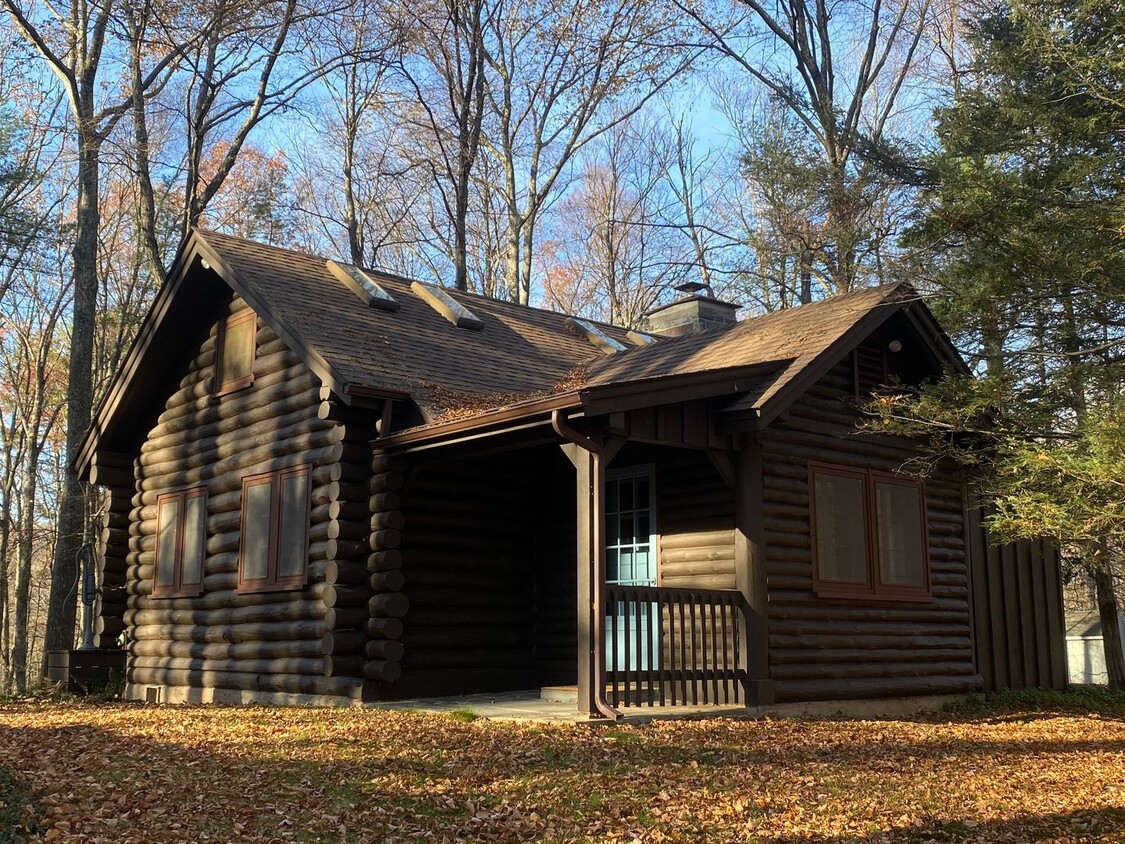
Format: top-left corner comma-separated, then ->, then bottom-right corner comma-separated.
603,584 -> 748,708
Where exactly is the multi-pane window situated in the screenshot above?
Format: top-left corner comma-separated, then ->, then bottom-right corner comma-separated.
605,468 -> 656,587
214,309 -> 257,395
810,462 -> 930,601
153,487 -> 206,598
238,465 -> 310,593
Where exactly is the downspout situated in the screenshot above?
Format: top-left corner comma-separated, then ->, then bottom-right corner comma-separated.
551,409 -> 622,722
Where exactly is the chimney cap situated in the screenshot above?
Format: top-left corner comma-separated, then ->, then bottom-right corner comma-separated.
674,280 -> 710,296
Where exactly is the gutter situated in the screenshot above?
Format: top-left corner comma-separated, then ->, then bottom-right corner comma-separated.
551,409 -> 622,722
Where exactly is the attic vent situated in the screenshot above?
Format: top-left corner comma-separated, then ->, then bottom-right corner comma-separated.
326,260 -> 400,312
626,329 -> 657,347
566,317 -> 628,354
410,281 -> 484,330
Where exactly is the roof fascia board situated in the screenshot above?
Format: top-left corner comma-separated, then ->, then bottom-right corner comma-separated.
902,304 -> 971,375
579,362 -> 784,417
75,236 -> 207,476
193,234 -> 353,402
374,392 -> 583,451
753,300 -> 904,431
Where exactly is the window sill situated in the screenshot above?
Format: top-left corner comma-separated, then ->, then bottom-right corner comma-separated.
213,375 -> 255,397
814,586 -> 933,604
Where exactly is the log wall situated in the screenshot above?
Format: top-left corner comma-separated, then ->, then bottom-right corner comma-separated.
94,482 -> 132,647
760,357 -> 980,701
124,294 -> 373,701
381,448 -> 548,698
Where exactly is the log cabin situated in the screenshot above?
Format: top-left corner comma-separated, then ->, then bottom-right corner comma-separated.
74,229 -> 1066,714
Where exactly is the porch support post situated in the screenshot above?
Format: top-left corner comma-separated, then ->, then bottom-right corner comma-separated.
735,433 -> 775,706
562,442 -> 604,717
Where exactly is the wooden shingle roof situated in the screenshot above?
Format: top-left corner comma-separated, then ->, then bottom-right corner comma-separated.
76,230 -> 964,473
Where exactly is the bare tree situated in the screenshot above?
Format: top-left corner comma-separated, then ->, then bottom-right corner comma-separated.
484,0 -> 696,304
541,118 -> 689,327
395,0 -> 492,291
681,0 -> 930,298
1,0 -> 187,664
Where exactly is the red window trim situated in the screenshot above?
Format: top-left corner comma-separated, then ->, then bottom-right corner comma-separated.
237,464 -> 310,594
152,487 -> 207,599
214,309 -> 257,396
809,461 -> 932,603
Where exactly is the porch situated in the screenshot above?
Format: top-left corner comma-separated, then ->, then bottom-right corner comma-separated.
373,396 -> 773,717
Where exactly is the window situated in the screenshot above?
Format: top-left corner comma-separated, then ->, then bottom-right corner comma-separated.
238,465 -> 310,593
153,487 -> 206,598
809,462 -> 930,601
215,309 -> 257,395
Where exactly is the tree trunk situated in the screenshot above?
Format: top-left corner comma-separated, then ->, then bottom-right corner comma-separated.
42,125 -> 99,666
11,473 -> 36,689
1094,563 -> 1125,690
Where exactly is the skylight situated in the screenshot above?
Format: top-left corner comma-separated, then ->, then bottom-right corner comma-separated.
566,317 -> 628,354
326,260 -> 400,312
411,281 -> 484,331
626,330 -> 657,346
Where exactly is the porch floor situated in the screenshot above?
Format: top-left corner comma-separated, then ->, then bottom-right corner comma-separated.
364,689 -> 748,723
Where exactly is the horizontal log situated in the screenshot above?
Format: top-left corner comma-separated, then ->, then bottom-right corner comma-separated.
402,649 -> 531,670
322,655 -> 364,678
369,511 -> 405,531
123,601 -> 323,628
364,640 -> 405,661
370,570 -> 406,592
323,630 -> 366,654
324,539 -> 369,561
660,547 -> 734,565
403,627 -> 529,649
363,659 -> 402,683
369,472 -> 404,493
323,585 -> 369,609
130,619 -> 325,644
371,455 -> 408,474
771,647 -> 973,666
659,530 -> 734,551
128,583 -> 327,612
324,607 -> 369,629
130,655 -> 324,676
126,666 -> 359,698
771,633 -> 973,650
128,639 -> 323,661
369,592 -> 409,618
406,608 -> 527,627
366,618 -> 404,640
90,465 -> 136,488
367,550 -> 403,572
369,492 -> 402,512
368,529 -> 402,551
325,560 -> 369,586
778,673 -> 981,702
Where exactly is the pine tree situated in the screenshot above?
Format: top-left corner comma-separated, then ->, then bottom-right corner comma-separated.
887,0 -> 1125,687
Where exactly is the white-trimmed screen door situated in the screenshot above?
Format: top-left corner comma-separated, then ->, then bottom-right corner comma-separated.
605,466 -> 659,671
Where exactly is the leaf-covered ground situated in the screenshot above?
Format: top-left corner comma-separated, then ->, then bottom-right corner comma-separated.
1,693 -> 1123,843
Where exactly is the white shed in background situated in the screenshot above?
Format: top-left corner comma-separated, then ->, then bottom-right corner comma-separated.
1067,610 -> 1125,685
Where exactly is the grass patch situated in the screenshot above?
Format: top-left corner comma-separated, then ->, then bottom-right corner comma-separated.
448,706 -> 477,722
946,686 -> 1125,718
0,767 -> 39,843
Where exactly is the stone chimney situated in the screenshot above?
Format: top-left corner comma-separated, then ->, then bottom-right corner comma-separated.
643,282 -> 740,337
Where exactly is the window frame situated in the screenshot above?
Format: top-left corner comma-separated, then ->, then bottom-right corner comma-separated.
237,464 -> 310,594
808,461 -> 931,602
152,486 -> 207,599
214,309 -> 257,396
605,464 -> 658,588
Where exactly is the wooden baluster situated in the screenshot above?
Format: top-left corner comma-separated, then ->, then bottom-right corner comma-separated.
710,600 -> 720,705
721,599 -> 731,705
610,587 -> 619,707
679,596 -> 688,704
